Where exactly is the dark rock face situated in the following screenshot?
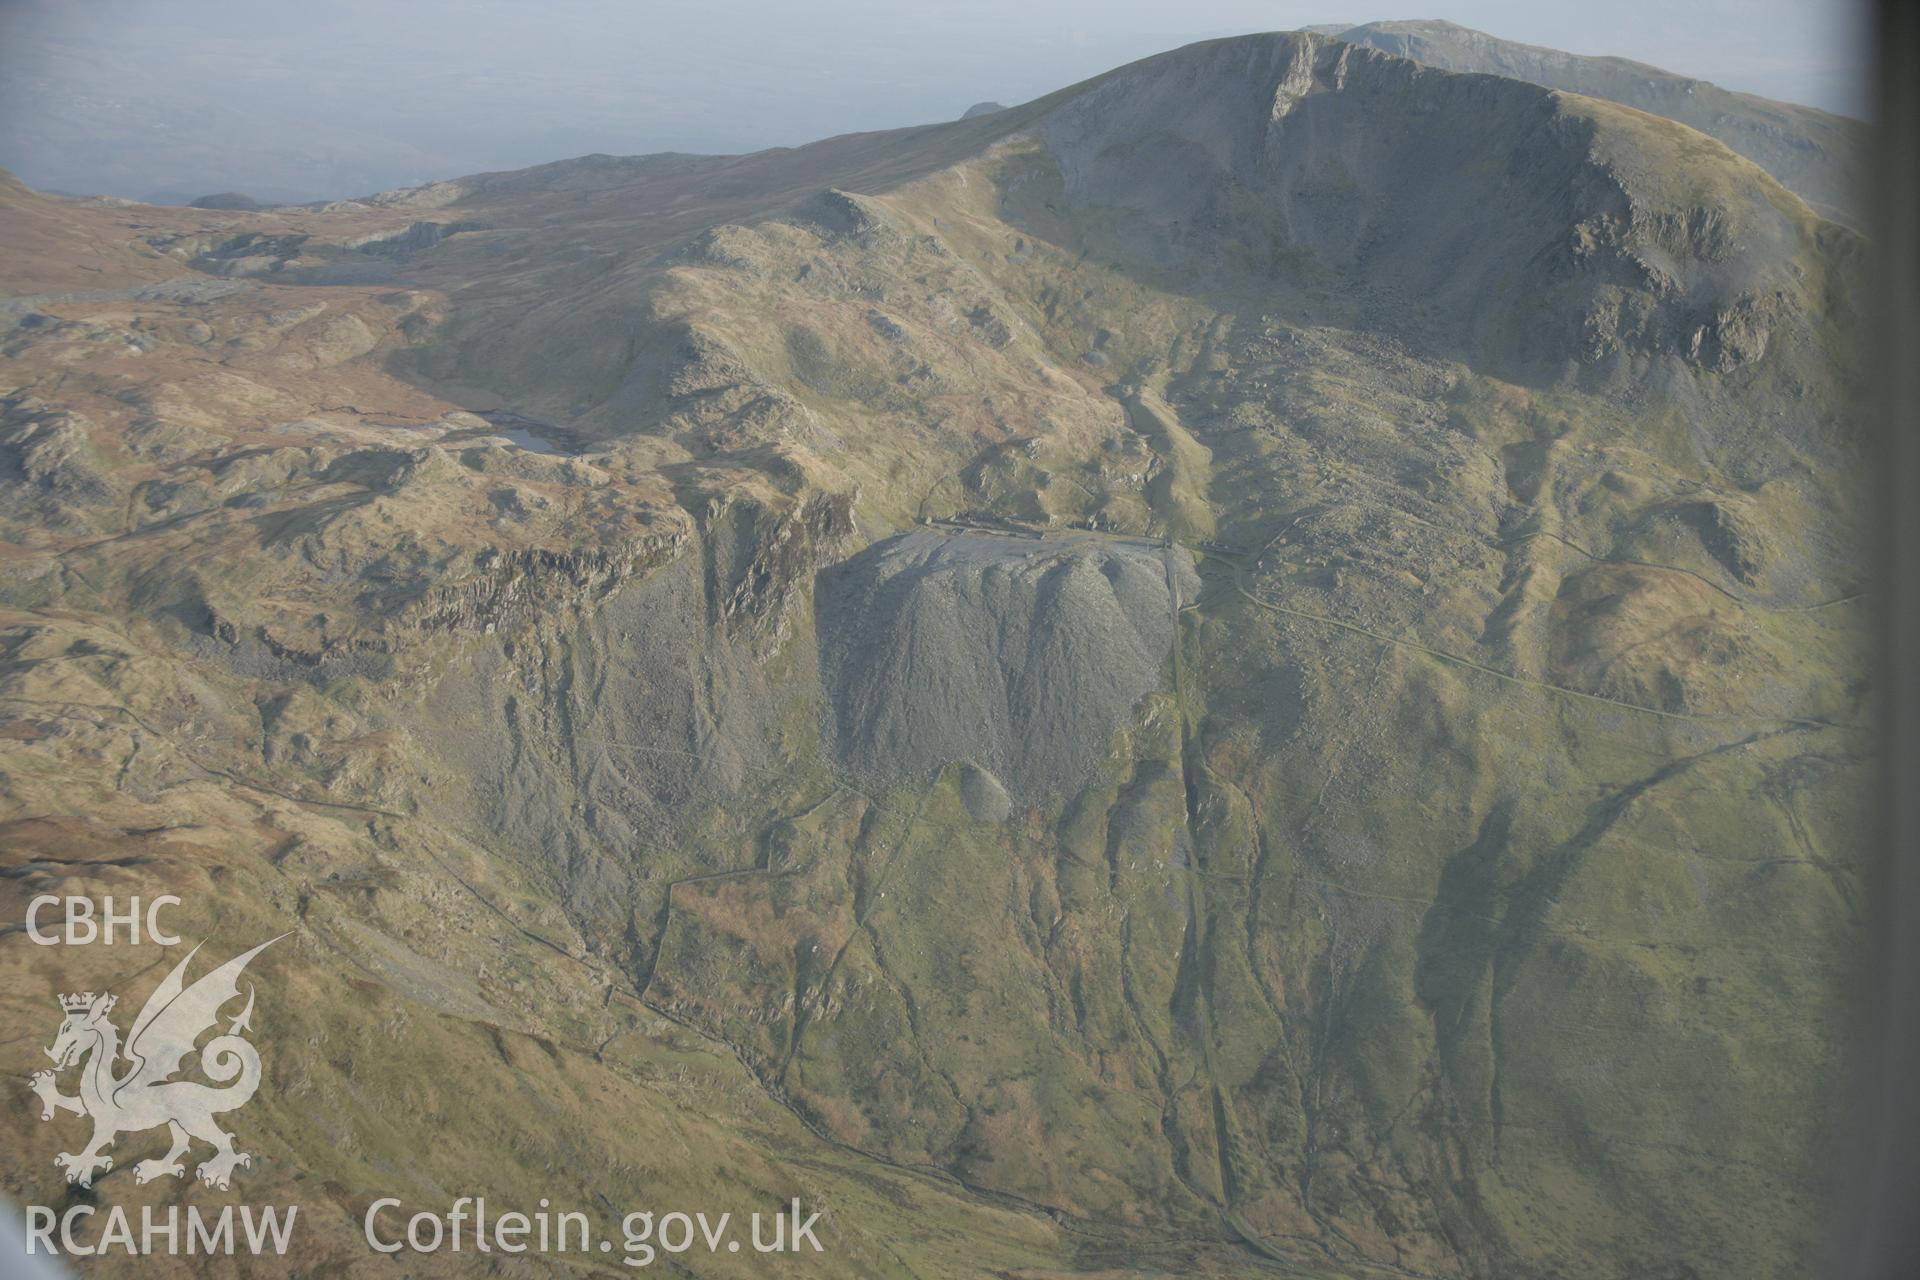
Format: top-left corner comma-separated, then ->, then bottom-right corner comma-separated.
1032,33 -> 1837,386
404,535 -> 685,634
1333,18 -> 1866,224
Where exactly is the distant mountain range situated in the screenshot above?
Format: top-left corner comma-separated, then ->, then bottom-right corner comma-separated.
0,11 -> 1865,225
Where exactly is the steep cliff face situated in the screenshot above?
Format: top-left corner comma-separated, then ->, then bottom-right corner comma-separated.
0,30 -> 1873,1280
1334,18 -> 1867,225
1029,34 -> 1856,397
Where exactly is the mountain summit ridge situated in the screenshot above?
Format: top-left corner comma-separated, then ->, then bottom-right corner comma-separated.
1330,17 -> 1865,222
382,28 -> 1857,448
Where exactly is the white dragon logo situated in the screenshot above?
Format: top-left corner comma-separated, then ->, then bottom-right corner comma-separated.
29,935 -> 284,1191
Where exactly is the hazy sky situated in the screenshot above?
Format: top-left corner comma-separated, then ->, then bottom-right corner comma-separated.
0,0 -> 1872,203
